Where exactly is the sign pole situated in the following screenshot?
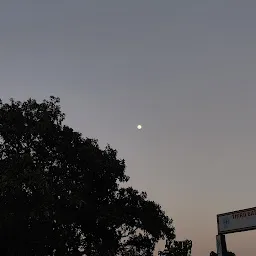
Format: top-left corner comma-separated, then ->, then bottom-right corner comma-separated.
216,234 -> 227,256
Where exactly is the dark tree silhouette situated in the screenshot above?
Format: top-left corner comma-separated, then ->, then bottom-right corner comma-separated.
0,97 -> 175,255
158,239 -> 192,256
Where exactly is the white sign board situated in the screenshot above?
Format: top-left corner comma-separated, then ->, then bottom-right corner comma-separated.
217,207 -> 256,234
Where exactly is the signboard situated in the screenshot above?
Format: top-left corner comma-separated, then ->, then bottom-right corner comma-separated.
217,207 -> 256,234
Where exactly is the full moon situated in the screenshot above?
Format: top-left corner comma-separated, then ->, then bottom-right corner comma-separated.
137,125 -> 142,130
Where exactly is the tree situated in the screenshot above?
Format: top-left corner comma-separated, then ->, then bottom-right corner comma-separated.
0,97 -> 175,255
158,239 -> 192,256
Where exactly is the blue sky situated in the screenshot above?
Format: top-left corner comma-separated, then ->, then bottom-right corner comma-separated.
1,1 -> 256,255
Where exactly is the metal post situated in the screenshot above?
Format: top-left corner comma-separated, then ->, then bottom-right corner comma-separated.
216,234 -> 227,256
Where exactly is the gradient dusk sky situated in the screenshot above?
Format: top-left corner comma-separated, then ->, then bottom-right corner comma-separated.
1,1 -> 256,255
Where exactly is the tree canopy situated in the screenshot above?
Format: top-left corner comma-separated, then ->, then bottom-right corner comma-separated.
0,97 -> 175,255
158,239 -> 192,256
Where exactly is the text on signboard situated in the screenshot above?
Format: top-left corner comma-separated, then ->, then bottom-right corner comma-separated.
232,209 -> 256,219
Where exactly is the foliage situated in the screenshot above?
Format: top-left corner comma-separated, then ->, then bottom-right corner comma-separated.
0,97 -> 175,255
158,239 -> 192,256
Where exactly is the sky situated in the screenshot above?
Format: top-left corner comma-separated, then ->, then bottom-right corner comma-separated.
1,1 -> 256,255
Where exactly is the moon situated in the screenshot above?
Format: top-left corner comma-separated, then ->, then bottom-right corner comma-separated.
137,125 -> 142,130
